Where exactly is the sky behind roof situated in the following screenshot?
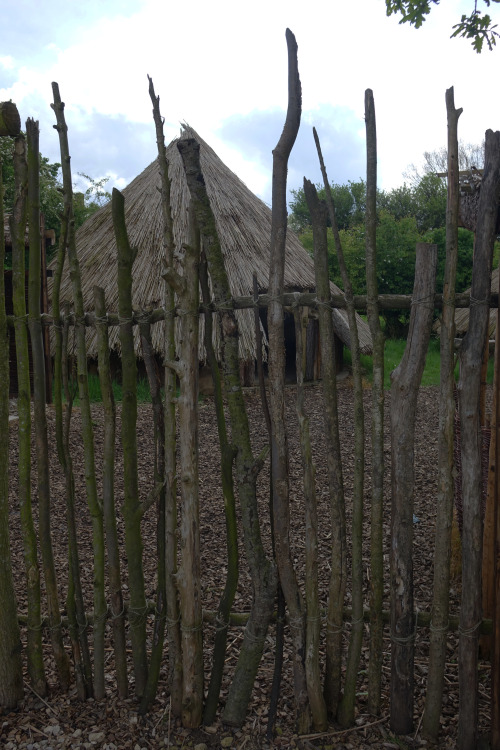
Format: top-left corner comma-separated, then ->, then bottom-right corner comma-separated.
1,0 -> 498,207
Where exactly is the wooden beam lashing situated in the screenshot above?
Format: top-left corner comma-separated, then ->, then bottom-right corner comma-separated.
0,102 -> 21,137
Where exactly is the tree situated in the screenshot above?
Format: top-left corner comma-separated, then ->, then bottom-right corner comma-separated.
404,140 -> 485,184
1,137 -> 63,237
73,173 -> 111,228
386,0 -> 500,52
1,137 -> 110,256
412,173 -> 448,231
288,180 -> 366,233
290,174 -> 447,237
424,225 -> 476,291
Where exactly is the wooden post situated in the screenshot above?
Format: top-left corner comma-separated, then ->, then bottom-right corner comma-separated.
364,89 -> 386,717
0,111 -> 24,710
389,243 -> 437,735
491,296 -> 500,750
113,187 -> 148,697
422,86 -> 462,742
164,203 -> 203,728
267,29 -> 311,733
177,137 -> 277,729
457,129 -> 500,750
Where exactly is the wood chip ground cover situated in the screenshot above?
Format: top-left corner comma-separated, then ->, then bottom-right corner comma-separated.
3,382 -> 491,748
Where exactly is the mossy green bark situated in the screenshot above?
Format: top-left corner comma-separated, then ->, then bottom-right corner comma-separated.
0,136 -> 24,710
52,227 -> 92,698
94,286 -> 128,699
52,84 -> 105,698
112,188 -> 148,698
10,132 -> 48,698
26,119 -> 52,697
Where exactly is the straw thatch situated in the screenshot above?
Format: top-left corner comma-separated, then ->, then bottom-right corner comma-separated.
48,127 -> 372,364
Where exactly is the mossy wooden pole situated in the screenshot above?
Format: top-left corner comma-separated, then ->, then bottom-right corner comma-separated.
26,118 -> 53,697
178,137 -> 277,728
422,87 -> 462,742
94,286 -> 128,699
164,203 -> 203,728
312,128 -> 366,725
138,313 -> 167,715
51,219 -> 92,698
112,187 -> 148,698
492,272 -> 500,750
267,28 -> 311,734
364,89 -> 385,716
293,305 -> 328,732
62,302 -> 92,699
256,270 -> 286,742
389,243 -> 437,735
0,128 -> 24,711
304,177 -> 345,718
52,83 -> 106,698
10,131 -> 48,697
457,129 -> 500,750
0,101 -> 21,136
303,178 -> 345,719
200,251 -> 239,726
148,76 -> 183,716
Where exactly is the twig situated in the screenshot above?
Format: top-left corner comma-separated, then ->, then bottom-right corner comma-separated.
167,696 -> 172,748
26,724 -> 51,738
154,694 -> 170,731
23,680 -> 60,719
413,706 -> 424,740
300,713 -> 388,739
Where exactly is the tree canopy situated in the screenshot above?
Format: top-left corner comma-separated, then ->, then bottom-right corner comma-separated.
289,150 -> 492,337
386,0 -> 500,52
1,135 -> 110,257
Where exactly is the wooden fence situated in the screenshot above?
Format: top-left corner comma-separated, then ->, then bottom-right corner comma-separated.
1,37 -> 500,750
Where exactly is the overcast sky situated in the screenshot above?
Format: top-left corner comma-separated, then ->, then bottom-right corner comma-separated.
1,0 -> 498,207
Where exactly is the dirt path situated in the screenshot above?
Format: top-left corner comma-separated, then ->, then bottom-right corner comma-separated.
2,382 -> 491,748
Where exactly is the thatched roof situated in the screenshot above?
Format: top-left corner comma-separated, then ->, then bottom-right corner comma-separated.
48,127 -> 372,362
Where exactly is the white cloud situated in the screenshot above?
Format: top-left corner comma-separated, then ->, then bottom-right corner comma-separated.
0,0 -> 498,201
0,56 -> 15,70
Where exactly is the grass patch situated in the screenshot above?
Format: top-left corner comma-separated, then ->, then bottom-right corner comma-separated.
55,374 -> 153,405
346,336 -> 494,390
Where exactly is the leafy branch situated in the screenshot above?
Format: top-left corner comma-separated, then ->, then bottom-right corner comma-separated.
386,0 -> 500,51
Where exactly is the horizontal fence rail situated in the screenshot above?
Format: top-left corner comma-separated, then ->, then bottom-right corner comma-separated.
7,291 -> 500,329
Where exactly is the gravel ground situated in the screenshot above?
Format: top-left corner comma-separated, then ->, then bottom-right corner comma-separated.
2,381 -> 492,749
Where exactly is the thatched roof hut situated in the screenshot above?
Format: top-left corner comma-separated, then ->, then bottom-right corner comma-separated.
49,127 -> 372,376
